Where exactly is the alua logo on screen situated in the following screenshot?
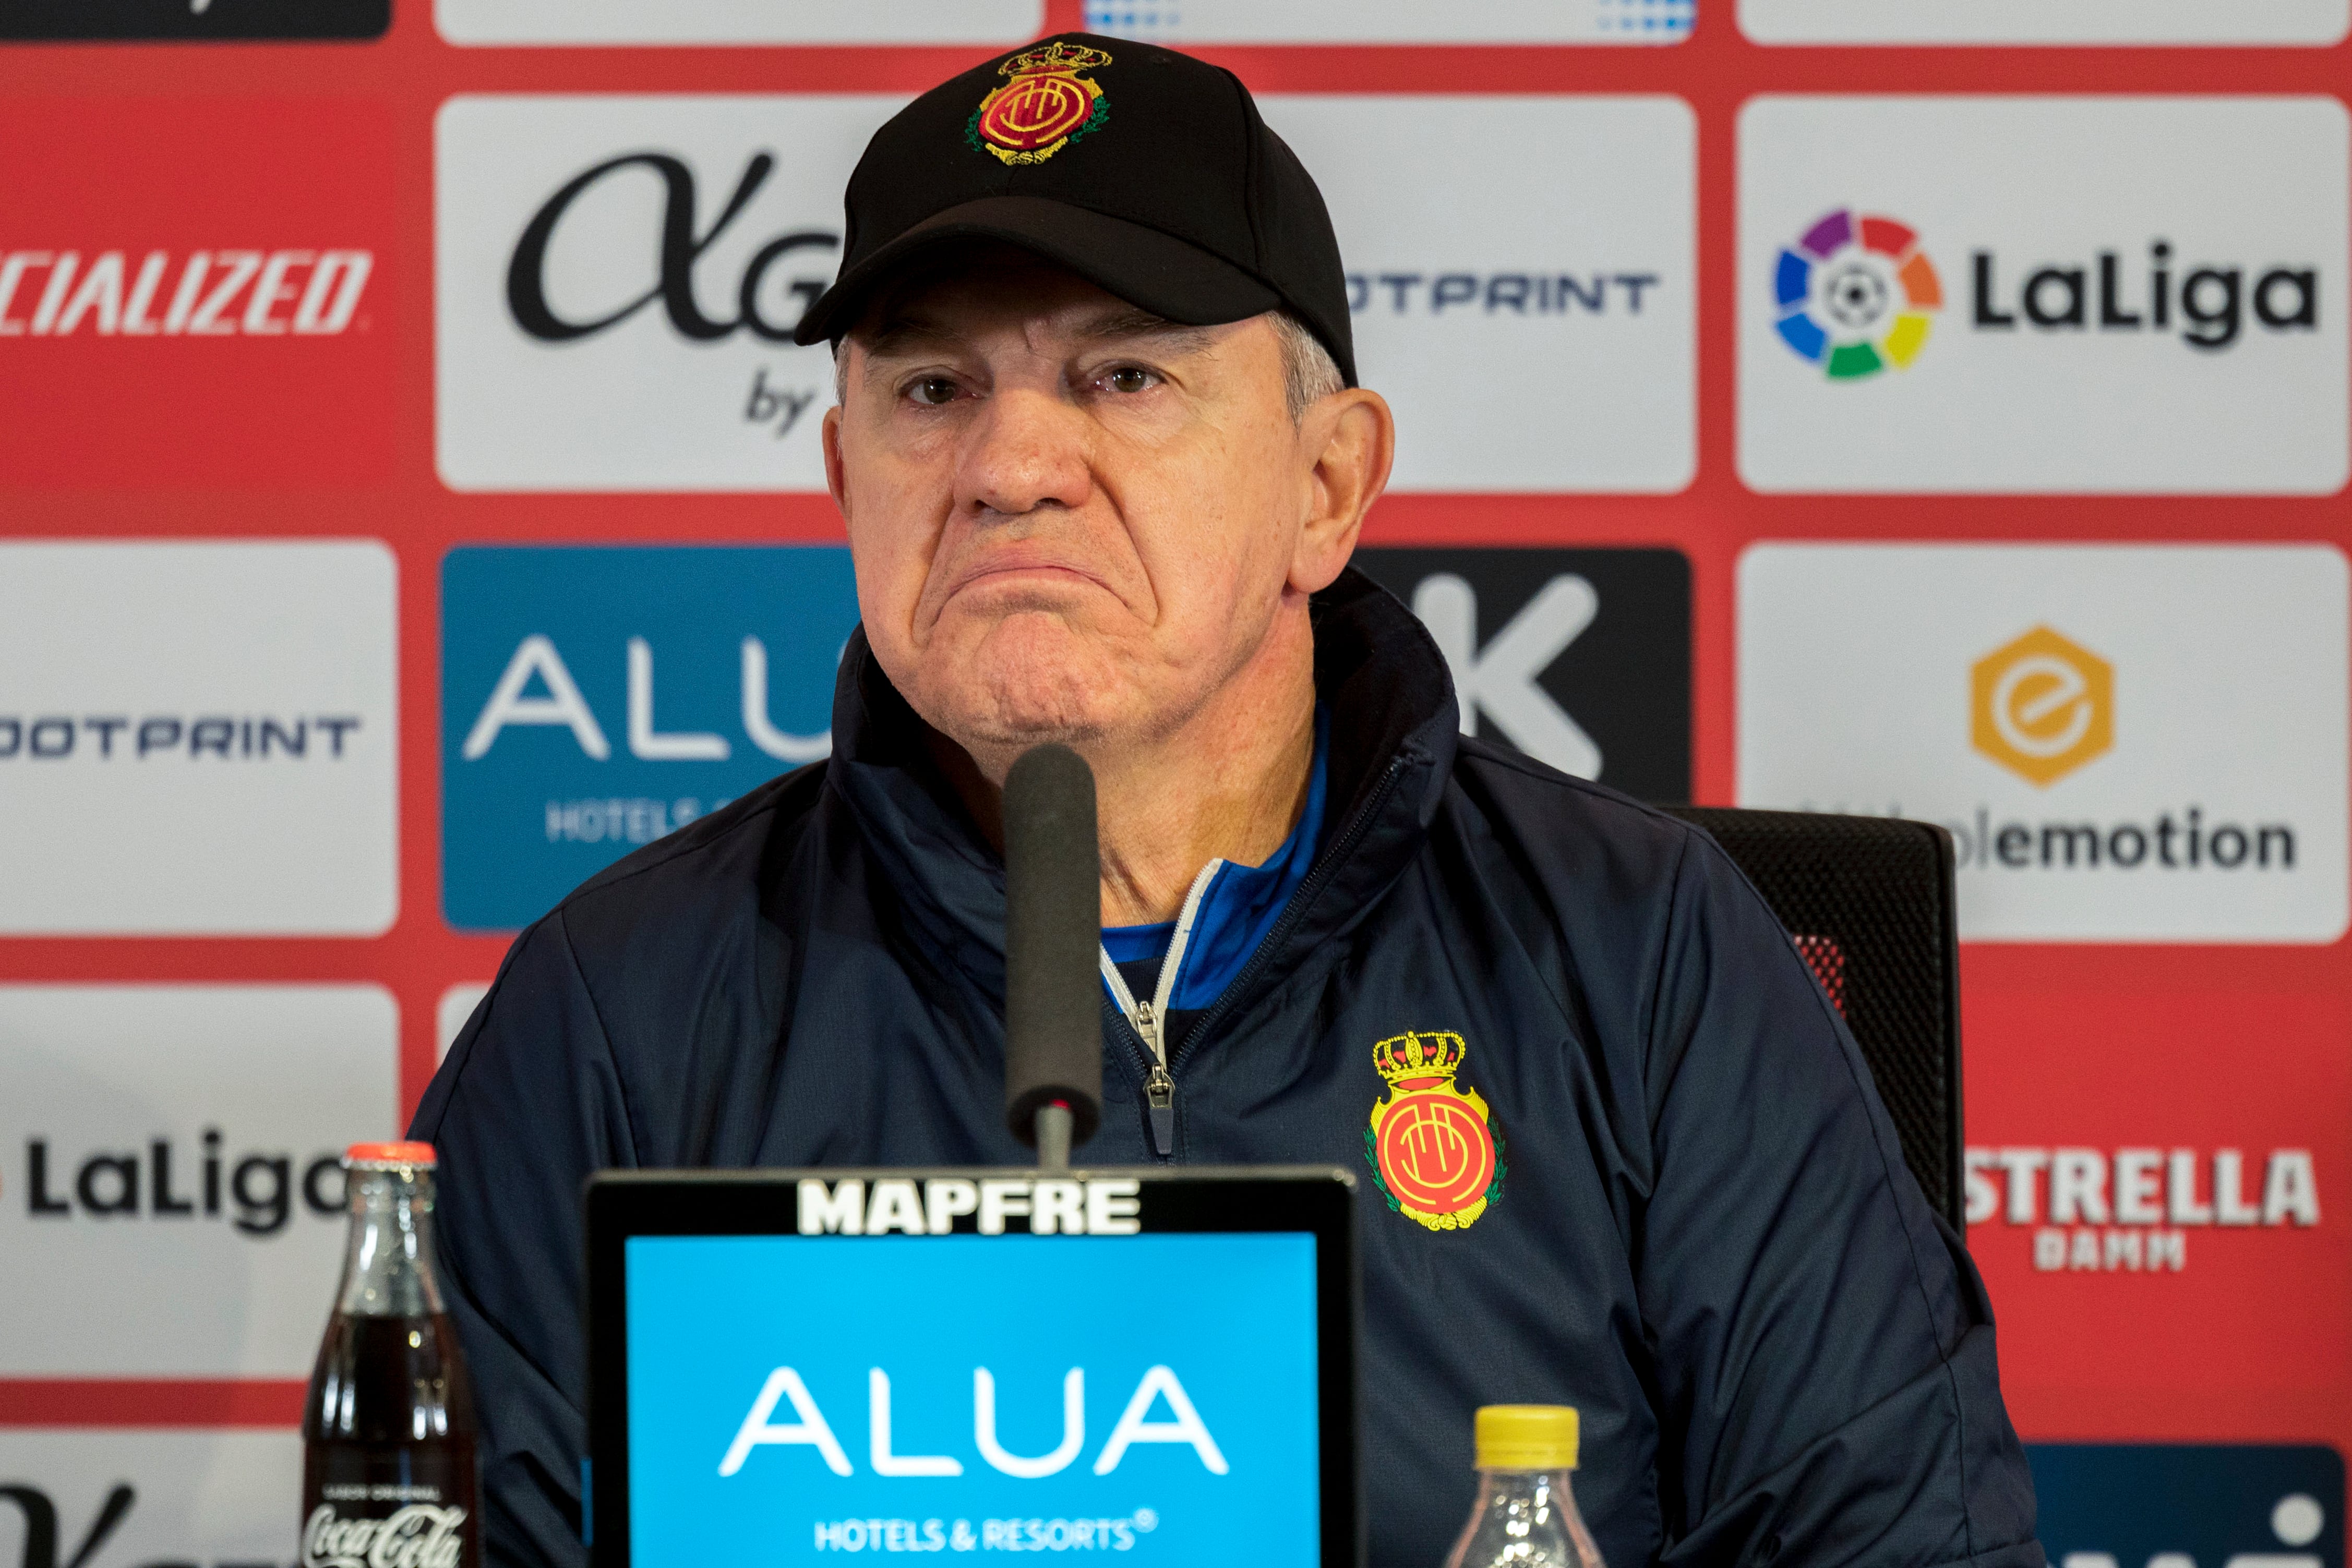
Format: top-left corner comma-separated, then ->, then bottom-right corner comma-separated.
1772,207 -> 2319,379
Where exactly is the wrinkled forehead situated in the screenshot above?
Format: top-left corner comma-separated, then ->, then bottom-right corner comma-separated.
846,242 -> 1209,361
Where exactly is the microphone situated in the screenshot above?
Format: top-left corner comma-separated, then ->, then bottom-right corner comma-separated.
1001,743 -> 1104,1168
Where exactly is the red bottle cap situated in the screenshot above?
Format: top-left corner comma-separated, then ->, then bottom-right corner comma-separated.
346,1141 -> 437,1168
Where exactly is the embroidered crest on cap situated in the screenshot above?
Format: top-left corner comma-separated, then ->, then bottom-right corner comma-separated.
1364,1031 -> 1507,1232
966,41 -> 1112,167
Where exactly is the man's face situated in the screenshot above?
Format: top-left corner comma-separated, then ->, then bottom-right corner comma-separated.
824,254 -> 1349,768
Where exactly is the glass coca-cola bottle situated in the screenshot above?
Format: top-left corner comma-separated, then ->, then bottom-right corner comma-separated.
301,1141 -> 479,1568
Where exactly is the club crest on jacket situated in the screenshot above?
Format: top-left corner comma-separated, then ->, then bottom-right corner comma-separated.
1364,1031 -> 1506,1231
967,42 -> 1113,166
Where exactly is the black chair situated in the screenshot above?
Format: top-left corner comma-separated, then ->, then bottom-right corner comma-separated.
1661,807 -> 1965,1232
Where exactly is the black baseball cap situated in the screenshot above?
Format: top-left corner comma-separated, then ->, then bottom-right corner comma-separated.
793,33 -> 1358,388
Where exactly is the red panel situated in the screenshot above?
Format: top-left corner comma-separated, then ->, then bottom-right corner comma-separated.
0,1379 -> 306,1427
0,99 -> 397,489
1965,976 -> 2352,1417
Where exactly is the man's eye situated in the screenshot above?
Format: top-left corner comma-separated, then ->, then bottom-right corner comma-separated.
907,376 -> 961,407
1100,366 -> 1156,394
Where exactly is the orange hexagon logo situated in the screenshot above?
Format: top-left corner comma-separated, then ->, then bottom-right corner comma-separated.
1971,626 -> 2113,787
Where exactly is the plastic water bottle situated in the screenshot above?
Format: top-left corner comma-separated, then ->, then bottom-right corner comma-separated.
1441,1405 -> 1605,1568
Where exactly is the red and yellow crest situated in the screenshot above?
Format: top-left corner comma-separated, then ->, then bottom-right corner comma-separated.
966,41 -> 1112,166
1364,1032 -> 1506,1232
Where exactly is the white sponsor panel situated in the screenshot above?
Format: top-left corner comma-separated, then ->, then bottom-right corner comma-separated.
438,0 -> 1040,45
438,983 -> 491,1061
0,985 -> 398,1376
0,541 -> 397,935
437,95 -> 901,493
1742,0 -> 2348,45
1737,545 -> 2349,942
1265,97 -> 1694,492
0,1430 -> 302,1565
1087,0 -> 1692,42
1738,98 -> 2349,494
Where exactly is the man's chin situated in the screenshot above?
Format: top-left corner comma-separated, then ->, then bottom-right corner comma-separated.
904,647 -> 1122,758
893,607 -> 1167,757
942,676 -> 1111,753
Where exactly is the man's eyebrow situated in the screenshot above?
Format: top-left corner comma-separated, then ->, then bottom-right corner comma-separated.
858,316 -> 961,359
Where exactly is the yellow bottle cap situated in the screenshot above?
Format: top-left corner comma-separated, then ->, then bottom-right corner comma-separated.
1474,1405 -> 1579,1471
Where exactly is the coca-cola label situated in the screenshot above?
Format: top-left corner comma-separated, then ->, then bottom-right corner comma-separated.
303,1501 -> 471,1568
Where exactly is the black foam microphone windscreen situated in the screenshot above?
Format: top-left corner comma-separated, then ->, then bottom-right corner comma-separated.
1002,743 -> 1105,1149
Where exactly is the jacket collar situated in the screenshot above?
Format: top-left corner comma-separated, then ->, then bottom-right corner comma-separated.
821,565 -> 1461,1018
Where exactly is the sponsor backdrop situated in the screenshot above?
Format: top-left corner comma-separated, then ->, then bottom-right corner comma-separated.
0,0 -> 2345,1560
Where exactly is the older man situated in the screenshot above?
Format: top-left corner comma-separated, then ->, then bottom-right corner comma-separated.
415,34 -> 2042,1568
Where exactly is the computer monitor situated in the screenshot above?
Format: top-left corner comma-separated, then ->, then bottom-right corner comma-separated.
586,1167 -> 1360,1567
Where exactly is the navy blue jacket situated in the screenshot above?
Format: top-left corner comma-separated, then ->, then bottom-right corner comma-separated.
414,569 -> 2042,1568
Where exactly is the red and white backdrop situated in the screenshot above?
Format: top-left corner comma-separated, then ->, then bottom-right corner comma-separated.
2,0 -> 2348,1560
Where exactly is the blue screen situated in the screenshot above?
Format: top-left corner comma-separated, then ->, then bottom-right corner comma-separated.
624,1233 -> 1321,1564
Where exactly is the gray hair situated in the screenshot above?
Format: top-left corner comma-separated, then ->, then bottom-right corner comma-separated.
830,308 -> 1345,423
1267,310 -> 1347,421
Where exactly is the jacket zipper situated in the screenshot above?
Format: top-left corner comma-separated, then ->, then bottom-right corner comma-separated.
1100,861 -> 1220,1158
1095,753 -> 1412,1159
1135,1002 -> 1175,1155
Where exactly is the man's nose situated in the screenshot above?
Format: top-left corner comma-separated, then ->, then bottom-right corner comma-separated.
956,384 -> 1093,519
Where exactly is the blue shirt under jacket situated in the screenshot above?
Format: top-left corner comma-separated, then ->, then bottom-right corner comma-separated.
413,567 -> 2043,1568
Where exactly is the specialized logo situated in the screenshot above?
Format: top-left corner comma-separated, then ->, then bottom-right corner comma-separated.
0,249 -> 372,337
1,100 -> 394,488
1773,208 -> 1943,380
969,42 -> 1111,166
1364,1032 -> 1506,1232
1971,626 -> 2113,787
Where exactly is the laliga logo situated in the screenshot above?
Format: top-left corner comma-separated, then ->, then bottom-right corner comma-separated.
1971,626 -> 2114,788
1773,208 -> 1944,380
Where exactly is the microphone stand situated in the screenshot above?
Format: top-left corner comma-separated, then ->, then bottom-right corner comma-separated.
1034,1103 -> 1075,1171
1002,743 -> 1104,1173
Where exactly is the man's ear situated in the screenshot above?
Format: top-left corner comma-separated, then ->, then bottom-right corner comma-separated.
1289,388 -> 1396,596
822,403 -> 848,515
